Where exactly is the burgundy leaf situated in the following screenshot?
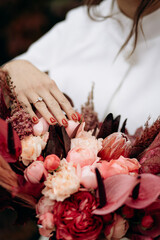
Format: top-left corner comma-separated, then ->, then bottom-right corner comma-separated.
97,113 -> 113,139
44,124 -> 70,159
95,168 -> 107,208
61,126 -> 71,156
112,115 -> 121,132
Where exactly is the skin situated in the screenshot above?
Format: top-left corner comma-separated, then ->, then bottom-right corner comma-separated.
117,0 -> 160,19
3,60 -> 77,126
2,0 -> 160,125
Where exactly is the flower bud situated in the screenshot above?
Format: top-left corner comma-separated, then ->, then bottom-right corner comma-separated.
33,117 -> 49,136
104,214 -> 129,239
39,212 -> 55,230
36,196 -> 55,216
24,161 -> 48,184
65,120 -> 79,137
98,132 -> 131,161
44,154 -> 60,171
141,215 -> 154,229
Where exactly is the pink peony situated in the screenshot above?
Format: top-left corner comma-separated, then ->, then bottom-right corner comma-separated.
24,161 -> 48,184
20,132 -> 49,166
71,122 -> 102,155
98,132 -> 131,161
33,117 -> 49,136
44,154 -> 60,171
66,147 -> 97,167
65,120 -> 79,137
98,156 -> 140,179
80,165 -> 98,189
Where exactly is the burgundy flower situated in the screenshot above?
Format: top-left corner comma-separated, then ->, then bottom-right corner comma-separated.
136,200 -> 160,238
53,191 -> 103,240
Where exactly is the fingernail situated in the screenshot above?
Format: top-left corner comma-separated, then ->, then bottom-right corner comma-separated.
50,117 -> 57,124
32,116 -> 39,123
62,119 -> 68,127
71,113 -> 78,121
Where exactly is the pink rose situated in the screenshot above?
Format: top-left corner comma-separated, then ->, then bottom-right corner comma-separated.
65,120 -> 79,137
98,156 -> 140,179
33,117 -> 49,136
66,147 -> 97,167
104,214 -> 129,239
98,132 -> 131,161
80,166 -> 97,189
38,212 -> 55,230
44,154 -> 60,171
36,196 -> 55,216
24,161 -> 48,184
53,191 -> 103,240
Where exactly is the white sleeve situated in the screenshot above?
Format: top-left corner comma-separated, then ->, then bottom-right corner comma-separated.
15,6 -> 88,72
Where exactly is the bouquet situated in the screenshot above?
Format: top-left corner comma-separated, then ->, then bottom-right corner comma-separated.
1,68 -> 160,240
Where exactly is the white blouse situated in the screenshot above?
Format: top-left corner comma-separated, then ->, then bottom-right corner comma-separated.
17,0 -> 160,134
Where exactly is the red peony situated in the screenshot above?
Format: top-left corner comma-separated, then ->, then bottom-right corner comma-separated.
53,191 -> 103,240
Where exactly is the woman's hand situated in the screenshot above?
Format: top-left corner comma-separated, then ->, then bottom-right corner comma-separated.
3,60 -> 78,126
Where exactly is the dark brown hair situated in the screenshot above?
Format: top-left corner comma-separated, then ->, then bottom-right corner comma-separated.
84,0 -> 159,55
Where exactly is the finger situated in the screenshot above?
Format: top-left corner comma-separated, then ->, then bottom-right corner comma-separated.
26,92 -> 57,125
18,94 -> 39,124
38,89 -> 69,127
49,81 -> 78,121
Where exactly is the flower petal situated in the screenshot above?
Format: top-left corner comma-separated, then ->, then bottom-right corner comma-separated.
93,174 -> 138,215
125,173 -> 160,209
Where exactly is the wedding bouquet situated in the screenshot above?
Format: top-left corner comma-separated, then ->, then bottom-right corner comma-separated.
1,69 -> 160,240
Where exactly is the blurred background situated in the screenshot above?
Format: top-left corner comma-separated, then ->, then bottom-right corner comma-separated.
0,1 -> 82,239
0,0 -> 82,66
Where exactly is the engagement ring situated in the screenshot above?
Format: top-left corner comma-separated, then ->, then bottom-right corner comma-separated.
34,97 -> 43,104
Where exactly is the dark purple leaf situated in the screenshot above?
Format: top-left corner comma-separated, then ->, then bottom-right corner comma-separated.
97,113 -> 114,139
113,115 -> 121,132
44,124 -> 71,159
121,118 -> 127,133
95,168 -> 107,208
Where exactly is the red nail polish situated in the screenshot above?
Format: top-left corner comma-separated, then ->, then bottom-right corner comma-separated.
50,117 -> 57,124
71,113 -> 78,121
62,119 -> 68,127
32,116 -> 38,123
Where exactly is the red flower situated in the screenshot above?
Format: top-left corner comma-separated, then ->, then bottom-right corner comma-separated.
53,191 -> 103,240
98,132 -> 131,161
